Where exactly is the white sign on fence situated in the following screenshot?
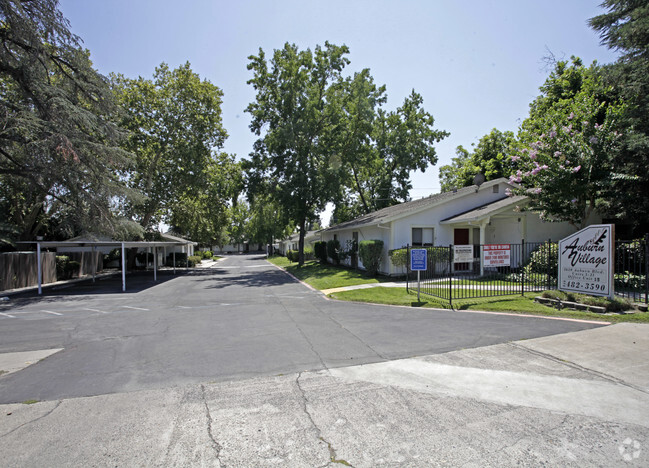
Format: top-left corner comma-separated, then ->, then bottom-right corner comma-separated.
558,224 -> 614,298
453,245 -> 474,263
484,244 -> 511,267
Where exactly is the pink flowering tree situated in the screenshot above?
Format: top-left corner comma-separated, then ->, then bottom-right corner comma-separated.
509,59 -> 625,229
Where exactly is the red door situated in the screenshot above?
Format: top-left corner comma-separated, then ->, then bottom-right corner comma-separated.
454,228 -> 470,271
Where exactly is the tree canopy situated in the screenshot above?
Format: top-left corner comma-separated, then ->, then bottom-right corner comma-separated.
0,0 -> 134,241
438,128 -> 516,192
509,58 -> 625,229
589,0 -> 649,229
336,90 -> 447,221
112,62 -> 230,231
246,42 -> 351,264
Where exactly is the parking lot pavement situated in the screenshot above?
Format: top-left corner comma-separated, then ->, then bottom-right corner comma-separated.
0,323 -> 647,467
0,253 -> 607,405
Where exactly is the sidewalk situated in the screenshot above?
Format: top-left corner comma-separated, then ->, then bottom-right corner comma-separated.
1,323 -> 647,467
321,281 -> 407,295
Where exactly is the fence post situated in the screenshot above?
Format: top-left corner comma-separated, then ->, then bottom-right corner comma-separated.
521,239 -> 525,296
546,238 -> 551,291
645,233 -> 648,305
449,244 -> 453,308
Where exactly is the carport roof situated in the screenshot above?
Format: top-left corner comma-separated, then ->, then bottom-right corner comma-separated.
17,240 -> 193,295
19,240 -> 188,248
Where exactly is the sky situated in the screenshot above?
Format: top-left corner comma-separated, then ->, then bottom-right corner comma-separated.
58,0 -> 620,225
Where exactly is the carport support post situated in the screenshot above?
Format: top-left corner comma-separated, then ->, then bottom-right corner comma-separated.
173,251 -> 176,274
37,242 -> 42,295
121,242 -> 126,292
92,246 -> 96,283
154,246 -> 157,282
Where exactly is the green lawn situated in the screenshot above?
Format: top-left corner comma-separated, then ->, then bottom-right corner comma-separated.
267,256 -> 388,290
329,287 -> 649,323
268,256 -> 649,323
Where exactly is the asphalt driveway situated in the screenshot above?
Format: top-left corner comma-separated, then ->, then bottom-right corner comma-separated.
0,253 -> 604,404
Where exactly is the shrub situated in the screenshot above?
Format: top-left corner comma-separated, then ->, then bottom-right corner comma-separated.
56,255 -> 69,279
286,249 -> 298,262
389,248 -> 408,272
67,261 -> 81,277
303,247 -> 314,261
524,242 -> 558,280
314,241 -> 328,263
429,246 -> 451,265
326,239 -> 340,265
202,250 -> 213,259
338,240 -> 355,264
136,251 -> 153,265
359,239 -> 384,276
615,272 -> 647,290
166,252 -> 187,266
103,248 -> 121,267
56,256 -> 80,280
188,255 -> 202,267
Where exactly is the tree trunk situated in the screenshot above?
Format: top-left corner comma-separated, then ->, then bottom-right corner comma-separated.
298,218 -> 306,266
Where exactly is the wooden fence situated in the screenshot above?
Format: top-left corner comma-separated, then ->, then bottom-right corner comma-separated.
0,252 -> 56,291
0,251 -> 104,292
58,251 -> 104,277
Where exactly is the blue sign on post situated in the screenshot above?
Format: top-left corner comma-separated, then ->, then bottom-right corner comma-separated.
410,248 -> 427,271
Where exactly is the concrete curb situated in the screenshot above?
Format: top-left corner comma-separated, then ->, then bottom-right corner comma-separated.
266,262 -> 611,325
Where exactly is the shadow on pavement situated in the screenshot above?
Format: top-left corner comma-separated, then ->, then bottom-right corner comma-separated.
2,270 -> 188,307
192,268 -> 298,289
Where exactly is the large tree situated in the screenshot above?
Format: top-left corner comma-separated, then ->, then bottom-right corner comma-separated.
246,192 -> 293,253
439,128 -> 517,192
0,0 -> 134,241
340,90 -> 448,217
589,0 -> 649,230
246,42 -> 349,265
509,58 -> 625,229
168,152 -> 243,246
112,62 -> 228,230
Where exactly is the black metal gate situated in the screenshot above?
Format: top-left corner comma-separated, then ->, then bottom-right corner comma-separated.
402,241 -> 553,307
399,235 -> 648,306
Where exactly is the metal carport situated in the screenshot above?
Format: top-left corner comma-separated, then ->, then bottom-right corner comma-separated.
19,240 -> 192,294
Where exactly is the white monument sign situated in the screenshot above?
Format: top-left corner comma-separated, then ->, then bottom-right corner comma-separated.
558,224 -> 614,298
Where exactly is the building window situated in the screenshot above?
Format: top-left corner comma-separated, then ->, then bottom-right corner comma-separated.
333,234 -> 338,241
493,184 -> 499,193
352,232 -> 359,251
412,228 -> 433,246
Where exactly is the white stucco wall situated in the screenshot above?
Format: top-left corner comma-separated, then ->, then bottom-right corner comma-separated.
323,180 -> 604,276
320,225 -> 391,274
392,184 -> 509,248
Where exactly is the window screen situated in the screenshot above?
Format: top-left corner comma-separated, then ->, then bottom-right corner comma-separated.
412,228 -> 422,246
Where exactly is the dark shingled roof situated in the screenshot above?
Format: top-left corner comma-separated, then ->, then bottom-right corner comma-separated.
441,195 -> 529,223
323,179 -> 510,232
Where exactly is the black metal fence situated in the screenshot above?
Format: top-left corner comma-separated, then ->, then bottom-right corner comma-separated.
395,235 -> 648,306
399,241 -> 553,307
614,234 -> 648,304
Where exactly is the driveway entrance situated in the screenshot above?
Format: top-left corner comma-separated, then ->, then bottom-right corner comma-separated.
0,253 -> 603,403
